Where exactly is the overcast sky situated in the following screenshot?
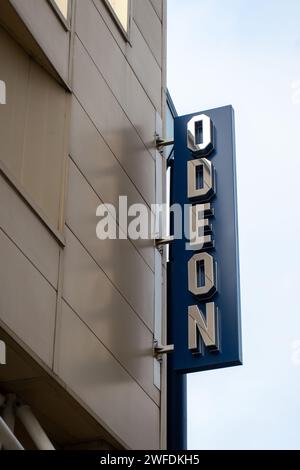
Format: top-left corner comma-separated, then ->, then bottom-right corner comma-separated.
167,0 -> 300,450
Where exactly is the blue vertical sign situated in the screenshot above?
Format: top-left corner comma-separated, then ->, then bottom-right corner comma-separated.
168,105 -> 242,373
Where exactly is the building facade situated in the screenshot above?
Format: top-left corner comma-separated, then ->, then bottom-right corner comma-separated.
0,0 -> 168,450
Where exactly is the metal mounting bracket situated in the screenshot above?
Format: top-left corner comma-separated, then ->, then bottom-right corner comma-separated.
155,138 -> 175,149
153,341 -> 174,359
155,235 -> 174,247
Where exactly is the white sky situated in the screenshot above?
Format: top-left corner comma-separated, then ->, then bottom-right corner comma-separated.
167,0 -> 300,450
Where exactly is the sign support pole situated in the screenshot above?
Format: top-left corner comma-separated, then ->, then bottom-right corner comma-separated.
167,158 -> 187,450
167,367 -> 187,450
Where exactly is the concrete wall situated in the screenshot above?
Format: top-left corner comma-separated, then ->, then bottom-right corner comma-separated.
0,0 -> 166,450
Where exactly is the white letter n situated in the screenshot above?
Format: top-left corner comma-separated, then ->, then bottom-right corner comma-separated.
188,303 -> 219,353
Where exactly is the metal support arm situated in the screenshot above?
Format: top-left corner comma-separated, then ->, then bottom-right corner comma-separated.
16,405 -> 55,450
154,341 -> 174,358
156,138 -> 174,148
0,416 -> 23,450
155,235 -> 175,247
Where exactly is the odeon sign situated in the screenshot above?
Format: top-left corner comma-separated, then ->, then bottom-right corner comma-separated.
187,113 -> 219,354
169,106 -> 242,373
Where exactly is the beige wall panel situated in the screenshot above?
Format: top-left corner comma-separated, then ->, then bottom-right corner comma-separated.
21,60 -> 68,230
0,25 -> 30,180
63,228 -> 159,404
0,175 -> 59,288
54,301 -> 160,449
92,0 -> 162,69
90,0 -> 129,57
127,20 -> 162,113
149,0 -> 163,20
0,229 -> 56,367
70,98 -> 154,271
133,0 -> 162,66
0,26 -> 69,232
72,37 -> 155,206
91,1 -> 162,114
66,160 -> 154,331
76,0 -> 157,156
9,0 -> 70,83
